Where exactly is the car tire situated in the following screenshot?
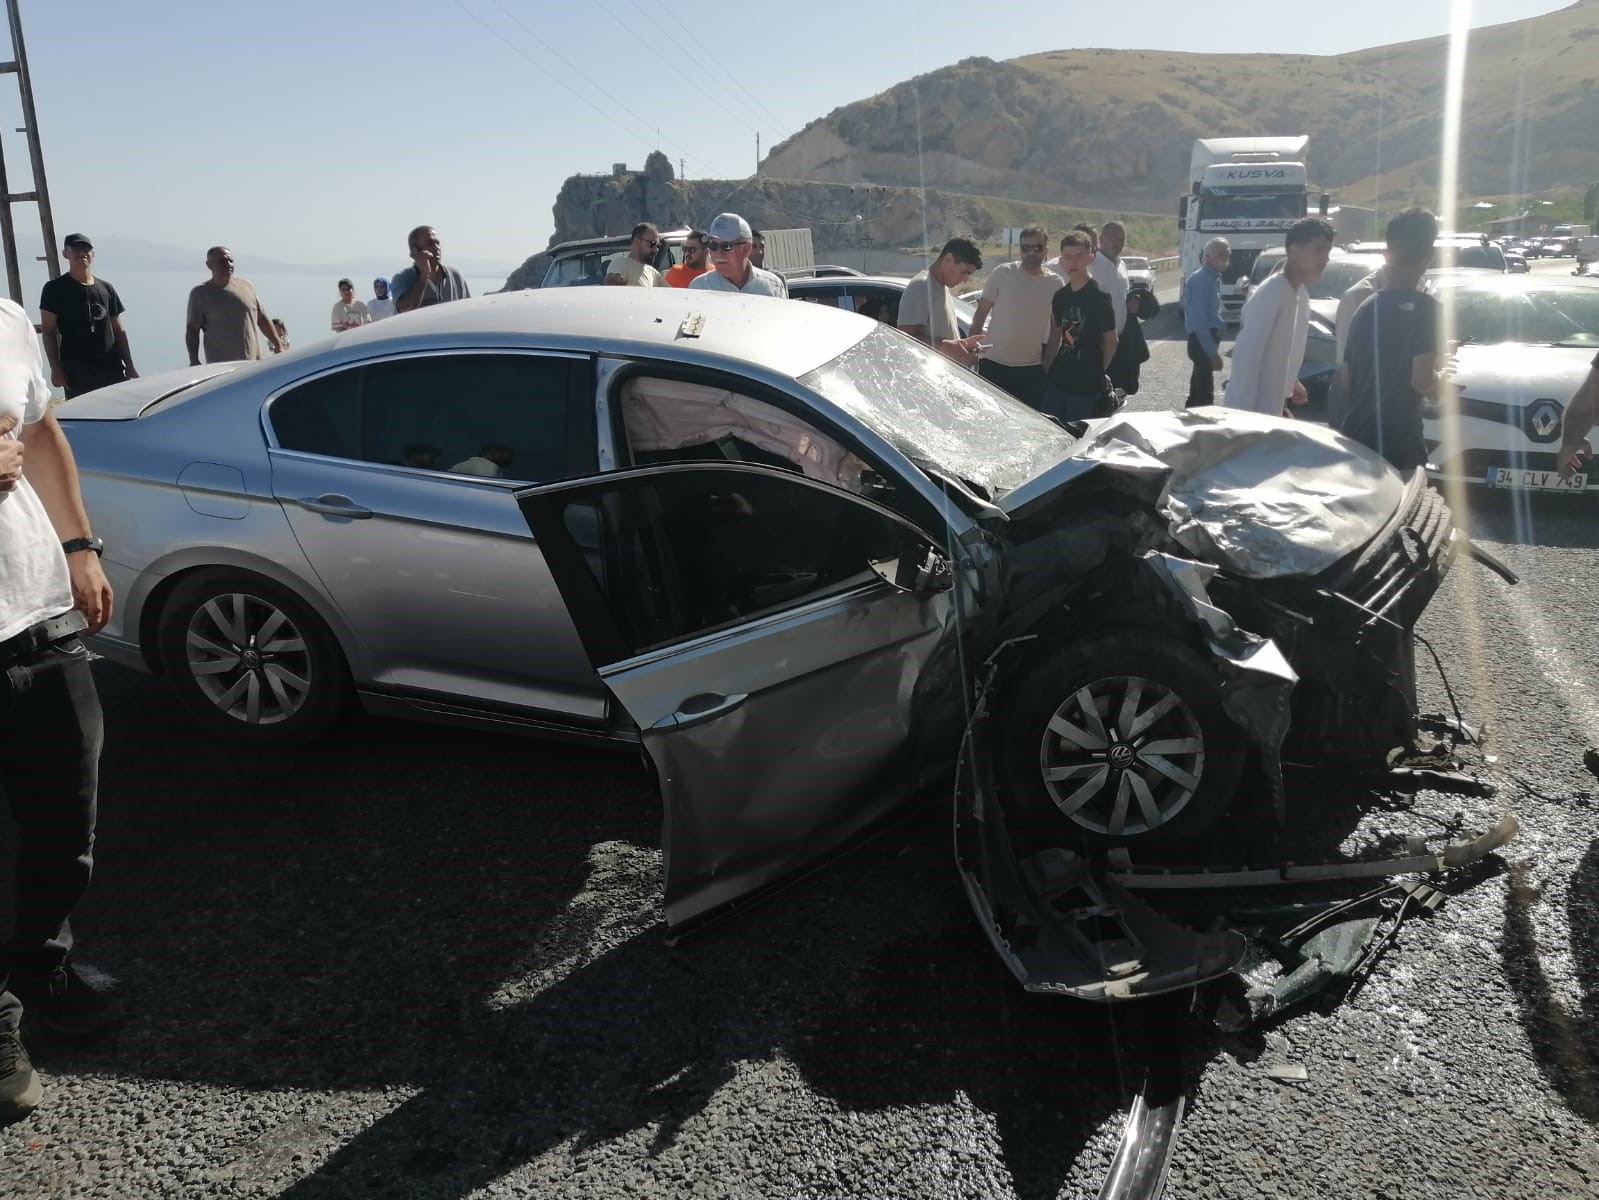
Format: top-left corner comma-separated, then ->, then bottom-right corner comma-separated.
995,629 -> 1247,851
158,571 -> 351,746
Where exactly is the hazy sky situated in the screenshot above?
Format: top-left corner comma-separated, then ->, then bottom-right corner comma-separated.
3,0 -> 1568,270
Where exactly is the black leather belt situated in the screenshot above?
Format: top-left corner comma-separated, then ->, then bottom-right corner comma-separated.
0,610 -> 89,667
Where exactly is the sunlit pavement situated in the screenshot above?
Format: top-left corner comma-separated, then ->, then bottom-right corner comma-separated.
2,325 -> 1597,1199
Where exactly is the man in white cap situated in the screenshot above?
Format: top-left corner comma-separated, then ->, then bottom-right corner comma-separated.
690,213 -> 786,298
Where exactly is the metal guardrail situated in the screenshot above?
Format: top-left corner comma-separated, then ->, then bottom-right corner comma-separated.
1149,256 -> 1180,273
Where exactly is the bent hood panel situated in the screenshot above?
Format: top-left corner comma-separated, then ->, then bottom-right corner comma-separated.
1000,409 -> 1404,580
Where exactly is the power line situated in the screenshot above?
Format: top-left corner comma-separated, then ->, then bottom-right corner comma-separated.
481,0 -> 719,174
448,0 -> 715,178
583,0 -> 763,137
649,0 -> 795,137
627,0 -> 792,140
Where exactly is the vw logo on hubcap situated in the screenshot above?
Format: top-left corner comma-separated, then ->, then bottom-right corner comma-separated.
241,649 -> 262,670
1108,744 -> 1137,770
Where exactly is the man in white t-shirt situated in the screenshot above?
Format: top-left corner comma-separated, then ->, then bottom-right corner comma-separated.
897,237 -> 985,366
968,225 -> 1061,407
605,223 -> 665,287
0,297 -> 120,1118
1224,218 -> 1335,417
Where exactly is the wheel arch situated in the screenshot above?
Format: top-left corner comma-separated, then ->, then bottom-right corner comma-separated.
135,550 -> 369,680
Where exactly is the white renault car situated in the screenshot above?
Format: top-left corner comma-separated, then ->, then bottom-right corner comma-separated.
1423,273 -> 1599,494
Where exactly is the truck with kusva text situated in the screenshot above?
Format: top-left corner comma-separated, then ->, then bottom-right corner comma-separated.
1178,136 -> 1328,325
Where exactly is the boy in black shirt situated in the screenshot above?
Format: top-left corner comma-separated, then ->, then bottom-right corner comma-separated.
39,234 -> 138,398
1042,230 -> 1118,422
1339,208 -> 1447,471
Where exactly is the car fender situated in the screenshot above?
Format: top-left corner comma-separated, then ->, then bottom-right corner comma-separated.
120,544 -> 378,681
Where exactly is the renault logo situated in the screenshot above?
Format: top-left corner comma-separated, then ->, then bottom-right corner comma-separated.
1525,398 -> 1563,443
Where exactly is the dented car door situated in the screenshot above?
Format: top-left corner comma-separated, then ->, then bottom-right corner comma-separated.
518,462 -> 961,934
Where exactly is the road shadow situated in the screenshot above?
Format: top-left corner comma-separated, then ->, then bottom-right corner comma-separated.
2,664 -> 1482,1197
1501,837 -> 1599,1122
1444,485 -> 1599,552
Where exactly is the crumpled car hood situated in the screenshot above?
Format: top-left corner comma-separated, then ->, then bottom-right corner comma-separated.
999,408 -> 1404,580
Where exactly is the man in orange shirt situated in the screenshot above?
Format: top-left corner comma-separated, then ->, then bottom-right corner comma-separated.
664,230 -> 709,288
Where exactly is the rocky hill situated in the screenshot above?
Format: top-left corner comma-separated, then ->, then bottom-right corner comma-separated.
502,153 -> 1169,290
761,1 -> 1599,212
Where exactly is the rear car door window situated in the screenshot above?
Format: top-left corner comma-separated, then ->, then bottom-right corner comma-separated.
270,354 -> 594,483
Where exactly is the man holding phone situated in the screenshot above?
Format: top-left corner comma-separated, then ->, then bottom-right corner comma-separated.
393,225 -> 470,313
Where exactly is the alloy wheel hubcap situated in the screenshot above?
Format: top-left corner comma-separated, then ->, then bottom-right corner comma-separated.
1037,675 -> 1206,837
185,593 -> 312,726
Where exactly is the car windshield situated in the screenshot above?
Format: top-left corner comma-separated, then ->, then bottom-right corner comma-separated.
800,325 -> 1076,499
1307,259 -> 1385,299
1123,257 -> 1150,271
1441,285 -> 1599,346
542,251 -> 617,287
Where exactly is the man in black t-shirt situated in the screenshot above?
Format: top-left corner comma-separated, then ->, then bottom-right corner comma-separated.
1557,350 -> 1598,482
39,234 -> 138,399
1339,208 -> 1447,472
1041,230 -> 1118,423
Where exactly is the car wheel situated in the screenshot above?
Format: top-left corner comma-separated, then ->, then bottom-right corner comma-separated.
997,630 -> 1247,851
158,571 -> 350,746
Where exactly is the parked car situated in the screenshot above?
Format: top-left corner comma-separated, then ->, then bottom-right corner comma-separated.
1346,237 -> 1508,273
779,265 -> 865,280
1505,251 -> 1530,274
1122,256 -> 1155,291
539,229 -> 691,287
1421,272 -> 1599,493
786,273 -> 977,334
58,290 -> 1470,953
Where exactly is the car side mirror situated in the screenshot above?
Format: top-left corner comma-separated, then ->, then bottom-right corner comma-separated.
871,544 -> 953,596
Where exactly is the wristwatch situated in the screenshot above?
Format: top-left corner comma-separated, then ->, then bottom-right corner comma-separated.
61,536 -> 104,557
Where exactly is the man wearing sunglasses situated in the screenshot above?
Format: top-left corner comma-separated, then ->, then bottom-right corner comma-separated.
969,225 -> 1061,407
605,223 -> 665,287
689,213 -> 787,298
664,230 -> 710,288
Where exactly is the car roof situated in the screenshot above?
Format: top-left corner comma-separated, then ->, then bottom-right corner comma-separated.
787,274 -> 914,288
327,287 -> 871,380
547,228 -> 692,256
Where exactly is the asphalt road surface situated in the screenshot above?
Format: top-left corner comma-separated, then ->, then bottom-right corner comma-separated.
3,280 -> 1598,1199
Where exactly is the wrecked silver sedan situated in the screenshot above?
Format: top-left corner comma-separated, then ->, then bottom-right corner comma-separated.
506,291 -> 1463,935
65,287 -> 1465,962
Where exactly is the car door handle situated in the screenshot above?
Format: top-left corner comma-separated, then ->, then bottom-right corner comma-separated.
651,692 -> 749,731
296,494 -> 373,519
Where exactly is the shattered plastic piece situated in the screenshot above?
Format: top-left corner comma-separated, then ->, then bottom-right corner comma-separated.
954,671 -> 1246,1002
1109,814 -> 1519,889
1140,550 -> 1297,814
1266,1063 -> 1309,1083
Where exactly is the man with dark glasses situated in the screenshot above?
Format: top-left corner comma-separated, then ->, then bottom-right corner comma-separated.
605,222 -> 665,287
969,225 -> 1061,407
665,230 -> 710,288
689,213 -> 787,298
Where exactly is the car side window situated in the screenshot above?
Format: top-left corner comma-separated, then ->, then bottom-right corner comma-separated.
361,356 -> 578,481
271,355 -> 588,483
548,466 -> 921,654
270,370 -> 362,460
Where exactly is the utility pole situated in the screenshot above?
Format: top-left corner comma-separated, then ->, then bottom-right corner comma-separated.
755,132 -> 760,177
0,0 -> 56,303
